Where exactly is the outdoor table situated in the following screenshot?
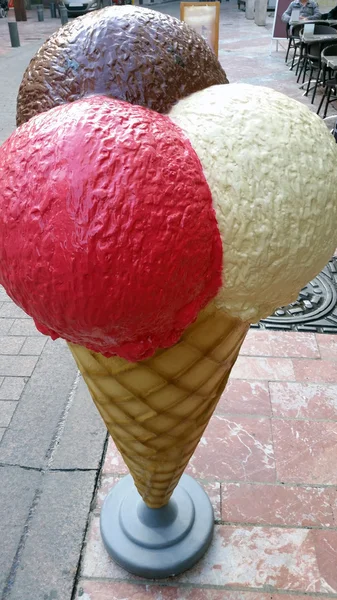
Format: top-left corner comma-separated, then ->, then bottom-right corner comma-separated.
291,19 -> 337,25
300,32 -> 337,43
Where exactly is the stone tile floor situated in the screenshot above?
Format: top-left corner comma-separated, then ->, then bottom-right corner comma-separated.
1,1 -> 337,598
76,327 -> 337,599
0,286 -> 47,445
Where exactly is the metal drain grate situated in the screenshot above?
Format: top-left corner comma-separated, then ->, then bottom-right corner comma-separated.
252,256 -> 337,333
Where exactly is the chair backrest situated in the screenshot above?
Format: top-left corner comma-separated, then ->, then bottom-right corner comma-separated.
306,38 -> 334,58
314,24 -> 337,34
307,41 -> 324,57
322,43 -> 337,57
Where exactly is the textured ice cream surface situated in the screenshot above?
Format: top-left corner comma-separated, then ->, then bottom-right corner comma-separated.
16,5 -> 228,126
0,95 -> 222,361
170,83 -> 337,323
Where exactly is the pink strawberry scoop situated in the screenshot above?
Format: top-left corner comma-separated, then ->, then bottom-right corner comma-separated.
0,96 -> 222,361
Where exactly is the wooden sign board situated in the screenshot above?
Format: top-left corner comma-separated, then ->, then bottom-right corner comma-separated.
180,2 -> 220,57
272,0 -> 288,39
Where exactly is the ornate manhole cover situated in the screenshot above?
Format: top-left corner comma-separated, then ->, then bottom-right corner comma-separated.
252,256 -> 337,333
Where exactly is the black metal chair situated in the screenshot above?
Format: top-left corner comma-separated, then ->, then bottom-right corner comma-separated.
302,39 -> 337,103
320,42 -> 337,83
286,23 -> 304,69
317,44 -> 337,116
296,24 -> 337,83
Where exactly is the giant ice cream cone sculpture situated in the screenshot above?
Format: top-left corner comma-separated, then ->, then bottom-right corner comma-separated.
1,6 -> 337,579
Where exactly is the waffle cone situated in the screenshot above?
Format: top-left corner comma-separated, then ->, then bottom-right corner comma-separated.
68,305 -> 249,508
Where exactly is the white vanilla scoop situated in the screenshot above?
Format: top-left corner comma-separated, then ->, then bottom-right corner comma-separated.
170,83 -> 337,322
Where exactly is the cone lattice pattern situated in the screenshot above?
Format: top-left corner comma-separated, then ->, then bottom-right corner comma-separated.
68,306 -> 249,508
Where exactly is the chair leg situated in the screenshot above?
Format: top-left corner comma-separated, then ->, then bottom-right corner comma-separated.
304,66 -> 314,96
285,39 -> 292,63
317,85 -> 327,115
323,87 -> 333,119
296,45 -> 303,76
290,46 -> 298,70
297,55 -> 307,83
297,57 -> 304,82
302,57 -> 308,84
311,68 -> 321,104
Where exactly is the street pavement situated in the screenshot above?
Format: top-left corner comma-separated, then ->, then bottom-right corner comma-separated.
1,3 -> 337,600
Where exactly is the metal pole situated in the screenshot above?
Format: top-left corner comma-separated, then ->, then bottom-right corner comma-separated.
60,5 -> 68,23
8,21 -> 20,47
50,2 -> 57,16
37,4 -> 44,20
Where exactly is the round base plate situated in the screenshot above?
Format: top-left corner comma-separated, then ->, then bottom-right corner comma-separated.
100,474 -> 214,579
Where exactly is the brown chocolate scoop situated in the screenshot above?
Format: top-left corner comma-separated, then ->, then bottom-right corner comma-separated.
16,6 -> 228,126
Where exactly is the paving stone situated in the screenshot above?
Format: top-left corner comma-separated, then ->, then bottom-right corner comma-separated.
269,381 -> 337,420
9,319 -> 45,336
51,376 -> 107,470
82,519 -> 337,592
0,336 -> 25,355
0,286 -> 11,301
241,330 -> 320,358
0,303 -> 30,319
313,530 -> 337,593
0,339 -> 78,468
0,401 -> 18,427
75,581 -> 273,599
102,438 -> 129,475
0,376 -> 27,400
217,379 -> 271,416
186,415 -> 276,483
231,356 -> 295,381
273,419 -> 337,485
316,334 -> 337,360
0,466 -> 41,597
0,427 -> 5,442
0,318 -> 14,335
7,470 -> 97,600
0,354 -> 38,377
20,336 -> 47,355
221,482 -> 334,527
177,527 -> 337,592
293,358 -> 337,383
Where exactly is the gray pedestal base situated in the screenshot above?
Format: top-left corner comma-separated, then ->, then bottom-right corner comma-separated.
100,474 -> 214,579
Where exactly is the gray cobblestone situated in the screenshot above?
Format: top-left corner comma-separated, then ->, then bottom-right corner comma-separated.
0,336 -> 26,355
0,466 -> 41,597
0,303 -> 30,319
8,471 -> 97,600
9,319 -> 43,336
0,377 -> 27,400
0,401 -> 18,427
0,339 -> 78,468
0,287 -> 11,302
0,319 -> 14,335
20,337 -> 47,356
0,355 -> 38,377
0,428 -> 5,443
